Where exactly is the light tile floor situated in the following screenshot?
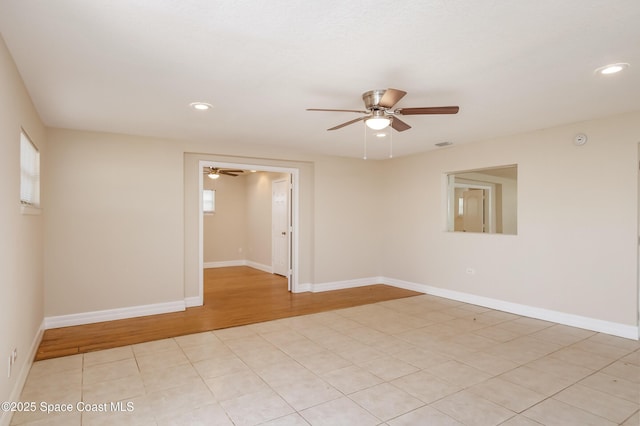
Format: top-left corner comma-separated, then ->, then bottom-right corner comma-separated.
10,295 -> 640,425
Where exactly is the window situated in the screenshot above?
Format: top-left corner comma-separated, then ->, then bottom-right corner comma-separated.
203,189 -> 215,214
20,130 -> 40,208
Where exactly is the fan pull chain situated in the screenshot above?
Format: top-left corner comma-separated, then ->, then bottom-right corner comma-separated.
389,123 -> 393,158
363,124 -> 368,160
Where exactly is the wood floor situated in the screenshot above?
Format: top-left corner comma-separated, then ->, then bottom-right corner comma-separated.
35,267 -> 421,361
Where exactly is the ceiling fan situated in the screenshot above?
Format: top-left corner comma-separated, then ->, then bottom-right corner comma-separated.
307,88 -> 459,132
203,167 -> 244,180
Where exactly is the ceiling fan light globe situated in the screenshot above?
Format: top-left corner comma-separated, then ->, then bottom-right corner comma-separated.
595,62 -> 629,75
190,102 -> 212,110
365,117 -> 391,130
208,172 -> 220,180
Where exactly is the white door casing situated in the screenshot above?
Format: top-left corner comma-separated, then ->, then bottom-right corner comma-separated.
272,178 -> 290,278
448,178 -> 494,233
197,160 -> 299,304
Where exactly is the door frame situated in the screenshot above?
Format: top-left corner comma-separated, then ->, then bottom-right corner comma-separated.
448,179 -> 495,233
271,178 -> 291,283
198,160 -> 299,303
637,142 -> 640,339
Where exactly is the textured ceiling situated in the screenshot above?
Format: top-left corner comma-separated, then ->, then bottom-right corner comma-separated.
1,0 -> 639,159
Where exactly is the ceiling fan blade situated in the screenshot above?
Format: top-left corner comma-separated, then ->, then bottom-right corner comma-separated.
391,117 -> 411,132
396,106 -> 459,115
220,169 -> 244,173
220,172 -> 239,176
328,116 -> 367,131
378,89 -> 407,109
307,108 -> 368,114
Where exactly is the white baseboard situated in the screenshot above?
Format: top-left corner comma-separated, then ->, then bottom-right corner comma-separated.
185,296 -> 203,308
39,275 -> 639,341
44,300 -> 186,329
300,275 -> 637,340
44,262 -> 277,329
246,261 -> 273,274
382,277 -> 639,340
311,276 -> 383,293
294,283 -> 312,293
1,320 -> 45,426
204,260 -> 246,268
204,259 -> 273,274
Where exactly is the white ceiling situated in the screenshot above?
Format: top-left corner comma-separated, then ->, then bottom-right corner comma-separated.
1,1 -> 639,159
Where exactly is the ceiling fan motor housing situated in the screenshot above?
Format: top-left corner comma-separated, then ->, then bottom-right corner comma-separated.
362,89 -> 387,110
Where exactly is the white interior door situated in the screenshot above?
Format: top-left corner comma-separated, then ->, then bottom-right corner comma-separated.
463,189 -> 485,232
272,179 -> 290,280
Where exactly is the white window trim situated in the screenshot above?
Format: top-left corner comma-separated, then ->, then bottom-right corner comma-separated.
20,130 -> 41,215
21,204 -> 42,215
203,189 -> 215,214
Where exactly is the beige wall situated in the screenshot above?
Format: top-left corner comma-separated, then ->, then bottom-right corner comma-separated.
203,174 -> 247,263
202,171 -> 289,267
44,129 -> 185,315
501,177 -> 517,234
381,111 -> 640,327
313,157 -> 386,282
0,35 -> 46,418
245,172 -> 289,267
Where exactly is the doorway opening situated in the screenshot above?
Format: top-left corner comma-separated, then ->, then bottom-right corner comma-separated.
446,165 -> 517,234
452,183 -> 494,233
197,160 -> 299,305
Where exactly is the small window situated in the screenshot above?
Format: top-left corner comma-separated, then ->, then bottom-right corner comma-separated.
203,189 -> 215,214
20,130 -> 40,208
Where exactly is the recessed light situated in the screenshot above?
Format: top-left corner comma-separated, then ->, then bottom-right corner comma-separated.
595,63 -> 629,75
189,102 -> 213,111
